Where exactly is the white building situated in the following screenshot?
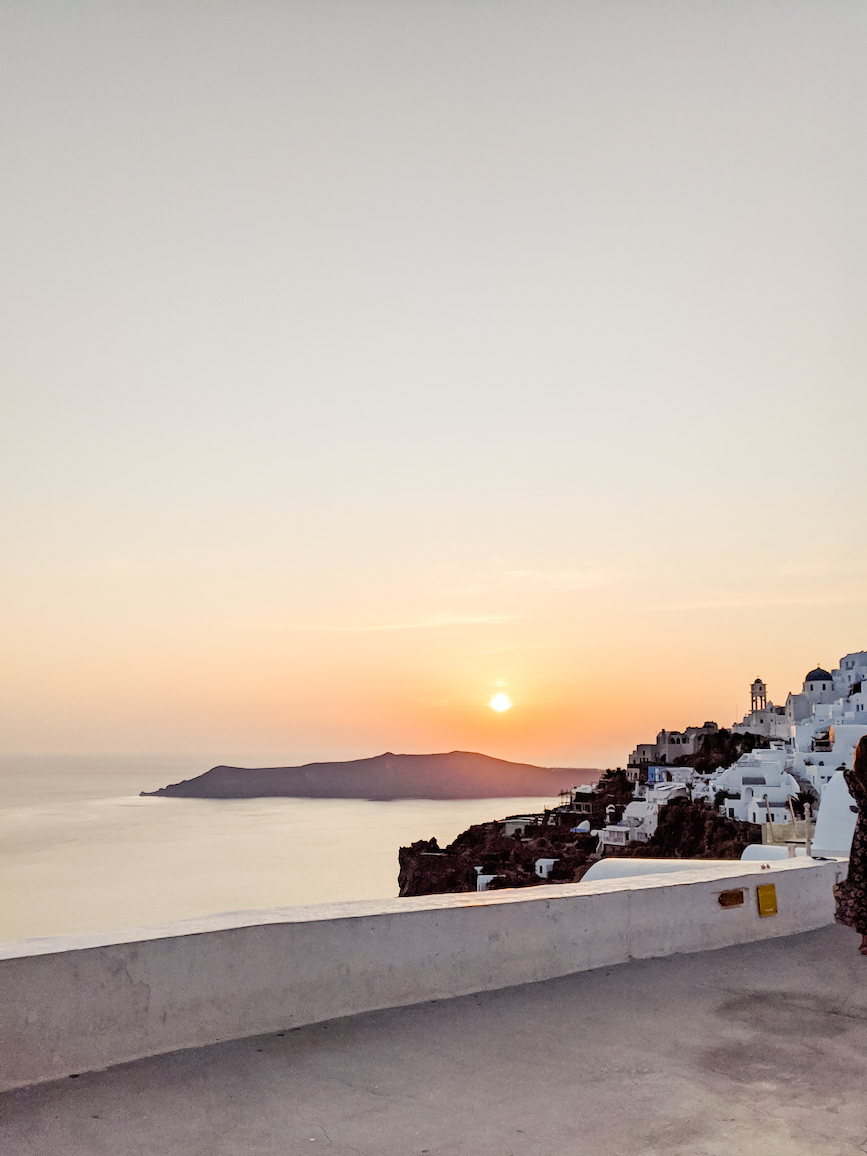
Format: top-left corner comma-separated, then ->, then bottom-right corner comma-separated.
699,653 -> 867,825
732,678 -> 789,739
597,782 -> 690,851
501,815 -> 542,837
708,747 -> 801,825
633,765 -> 704,794
784,666 -> 840,725
613,650 -> 867,855
835,650 -> 867,688
699,655 -> 867,804
475,868 -> 499,892
791,716 -> 867,796
776,651 -> 867,797
627,723 -> 719,770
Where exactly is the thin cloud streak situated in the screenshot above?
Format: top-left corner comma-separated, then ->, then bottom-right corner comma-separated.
241,613 -> 521,633
641,593 -> 862,612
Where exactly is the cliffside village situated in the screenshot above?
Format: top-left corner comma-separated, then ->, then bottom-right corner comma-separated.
399,648 -> 867,897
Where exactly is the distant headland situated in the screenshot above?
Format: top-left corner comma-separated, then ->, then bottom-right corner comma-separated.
140,751 -> 598,801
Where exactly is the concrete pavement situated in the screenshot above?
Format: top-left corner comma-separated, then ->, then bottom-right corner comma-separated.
3,924 -> 866,1156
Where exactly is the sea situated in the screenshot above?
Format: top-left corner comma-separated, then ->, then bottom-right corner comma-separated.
0,755 -> 567,943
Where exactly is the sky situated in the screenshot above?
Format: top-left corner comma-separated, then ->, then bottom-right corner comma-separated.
1,0 -> 865,769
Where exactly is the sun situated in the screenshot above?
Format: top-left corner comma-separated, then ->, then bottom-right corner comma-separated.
489,692 -> 512,713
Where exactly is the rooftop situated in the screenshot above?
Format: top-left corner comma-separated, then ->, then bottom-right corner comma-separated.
3,924 -> 866,1156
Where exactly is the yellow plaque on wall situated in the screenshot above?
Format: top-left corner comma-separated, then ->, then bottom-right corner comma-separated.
756,883 -> 778,917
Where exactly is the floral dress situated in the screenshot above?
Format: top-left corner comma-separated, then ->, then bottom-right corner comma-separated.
835,768 -> 867,935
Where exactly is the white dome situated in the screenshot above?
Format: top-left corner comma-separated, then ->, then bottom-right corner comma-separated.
582,858 -> 737,882
741,844 -> 806,861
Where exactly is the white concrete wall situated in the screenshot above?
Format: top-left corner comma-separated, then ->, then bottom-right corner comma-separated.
0,858 -> 845,1092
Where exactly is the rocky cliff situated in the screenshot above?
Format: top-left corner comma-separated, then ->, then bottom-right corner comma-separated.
398,824 -> 600,896
671,729 -> 771,774
622,797 -> 761,859
398,768 -> 635,895
398,775 -> 761,896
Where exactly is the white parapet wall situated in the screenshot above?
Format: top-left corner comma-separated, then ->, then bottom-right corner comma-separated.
0,858 -> 846,1091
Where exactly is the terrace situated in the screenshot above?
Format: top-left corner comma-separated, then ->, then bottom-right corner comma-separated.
2,861 -> 865,1155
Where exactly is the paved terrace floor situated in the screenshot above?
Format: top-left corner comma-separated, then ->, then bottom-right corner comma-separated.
3,924 -> 867,1156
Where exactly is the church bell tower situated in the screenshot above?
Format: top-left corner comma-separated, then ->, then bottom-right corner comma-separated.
750,678 -> 767,713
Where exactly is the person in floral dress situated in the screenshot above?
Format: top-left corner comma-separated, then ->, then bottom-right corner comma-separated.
835,734 -> 867,955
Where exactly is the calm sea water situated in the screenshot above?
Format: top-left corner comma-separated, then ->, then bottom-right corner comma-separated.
0,755 -> 562,942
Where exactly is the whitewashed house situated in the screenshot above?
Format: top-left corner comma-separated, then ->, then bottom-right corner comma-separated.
596,782 -> 691,851
709,748 -> 800,824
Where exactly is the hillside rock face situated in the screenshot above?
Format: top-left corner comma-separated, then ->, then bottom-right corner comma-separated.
398,825 -> 600,897
623,797 -> 761,860
398,776 -> 760,897
141,751 -> 598,801
671,730 -> 770,774
398,769 -> 635,896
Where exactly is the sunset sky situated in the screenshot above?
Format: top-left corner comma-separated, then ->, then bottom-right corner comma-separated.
1,1 -> 865,769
